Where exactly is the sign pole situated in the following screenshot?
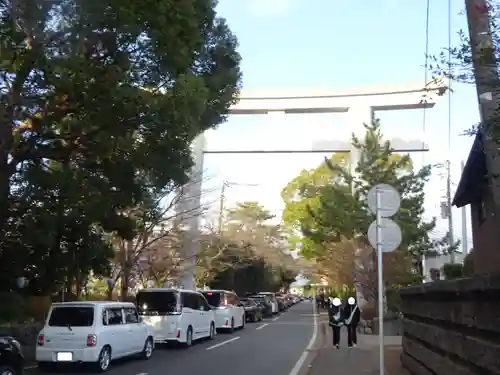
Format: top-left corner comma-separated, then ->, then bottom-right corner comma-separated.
376,187 -> 385,375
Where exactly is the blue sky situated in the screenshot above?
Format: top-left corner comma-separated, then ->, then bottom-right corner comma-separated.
199,0 -> 479,252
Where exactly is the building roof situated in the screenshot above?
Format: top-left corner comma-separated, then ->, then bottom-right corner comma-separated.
452,131 -> 487,208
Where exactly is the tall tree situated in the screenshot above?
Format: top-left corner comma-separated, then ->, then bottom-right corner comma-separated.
0,0 -> 241,285
281,122 -> 454,296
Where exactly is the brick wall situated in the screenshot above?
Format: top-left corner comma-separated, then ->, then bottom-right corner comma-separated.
399,274 -> 500,375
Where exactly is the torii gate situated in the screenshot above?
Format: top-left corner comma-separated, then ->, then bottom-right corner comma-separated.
178,82 -> 446,290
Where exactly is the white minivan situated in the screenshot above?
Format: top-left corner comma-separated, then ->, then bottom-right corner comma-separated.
36,301 -> 154,372
199,290 -> 245,332
137,288 -> 216,347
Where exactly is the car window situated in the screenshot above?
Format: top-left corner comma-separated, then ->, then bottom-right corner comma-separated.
137,291 -> 178,315
124,307 -> 139,323
226,293 -> 235,305
233,295 -> 241,306
201,292 -> 223,307
106,308 -> 124,325
197,294 -> 209,311
48,306 -> 94,327
182,293 -> 199,310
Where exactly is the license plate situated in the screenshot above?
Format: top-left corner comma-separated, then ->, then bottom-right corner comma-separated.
56,352 -> 73,361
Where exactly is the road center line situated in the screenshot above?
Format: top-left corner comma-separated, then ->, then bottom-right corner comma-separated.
206,336 -> 240,351
288,303 -> 318,375
256,323 -> 269,330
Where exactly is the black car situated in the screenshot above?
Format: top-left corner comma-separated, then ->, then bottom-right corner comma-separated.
246,295 -> 272,317
240,298 -> 264,322
0,336 -> 24,375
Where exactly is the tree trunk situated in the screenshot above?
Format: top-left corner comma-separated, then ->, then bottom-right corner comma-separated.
121,266 -> 130,301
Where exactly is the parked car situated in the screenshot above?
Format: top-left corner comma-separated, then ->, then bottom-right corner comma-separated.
36,301 -> 154,372
276,297 -> 286,312
239,298 -> 263,322
200,290 -> 245,332
246,295 -> 273,317
257,293 -> 279,314
137,288 -> 216,347
0,336 -> 24,375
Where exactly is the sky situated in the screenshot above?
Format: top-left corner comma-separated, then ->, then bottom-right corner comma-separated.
198,0 -> 480,253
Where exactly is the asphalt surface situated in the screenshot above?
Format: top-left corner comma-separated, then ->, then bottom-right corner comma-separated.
28,301 -> 316,375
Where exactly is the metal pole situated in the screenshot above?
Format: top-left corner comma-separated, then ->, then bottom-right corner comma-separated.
376,187 -> 385,375
461,160 -> 469,254
446,160 -> 455,263
218,182 -> 226,233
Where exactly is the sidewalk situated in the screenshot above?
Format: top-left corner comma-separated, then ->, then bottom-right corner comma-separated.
305,313 -> 409,375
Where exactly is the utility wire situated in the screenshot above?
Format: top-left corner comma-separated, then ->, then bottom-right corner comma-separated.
447,0 -> 452,153
422,0 -> 431,165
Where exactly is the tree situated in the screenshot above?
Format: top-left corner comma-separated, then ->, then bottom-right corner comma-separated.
281,122 -> 452,303
201,201 -> 299,293
0,0 -> 241,290
109,180 -> 209,300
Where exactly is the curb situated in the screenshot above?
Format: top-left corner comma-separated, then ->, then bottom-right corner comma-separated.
296,317 -> 328,375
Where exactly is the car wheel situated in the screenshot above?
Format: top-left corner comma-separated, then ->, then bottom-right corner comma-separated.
37,362 -> 55,373
209,322 -> 216,340
95,346 -> 112,372
184,326 -> 193,347
140,337 -> 154,360
0,365 -> 17,375
229,318 -> 235,333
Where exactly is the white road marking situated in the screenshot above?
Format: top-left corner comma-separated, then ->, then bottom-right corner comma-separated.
256,323 -> 269,330
137,373 -> 148,375
24,365 -> 37,370
288,302 -> 318,375
272,315 -> 280,321
206,336 -> 240,351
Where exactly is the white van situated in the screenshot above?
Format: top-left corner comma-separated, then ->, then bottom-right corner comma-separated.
36,301 -> 153,372
199,290 -> 245,332
137,288 -> 216,347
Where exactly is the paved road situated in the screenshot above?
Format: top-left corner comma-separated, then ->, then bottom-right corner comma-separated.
29,301 -> 316,375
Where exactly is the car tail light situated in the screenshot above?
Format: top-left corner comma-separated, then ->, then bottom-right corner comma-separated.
87,334 -> 97,347
224,320 -> 229,326
37,334 -> 45,346
176,330 -> 181,338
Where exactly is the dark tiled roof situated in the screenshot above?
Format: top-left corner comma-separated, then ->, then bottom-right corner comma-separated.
452,132 -> 487,208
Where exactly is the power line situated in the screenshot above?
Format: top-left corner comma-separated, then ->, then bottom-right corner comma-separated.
422,0 -> 431,165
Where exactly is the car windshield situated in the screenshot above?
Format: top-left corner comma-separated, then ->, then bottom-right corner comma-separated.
136,291 -> 177,315
48,306 -> 94,327
201,292 -> 223,307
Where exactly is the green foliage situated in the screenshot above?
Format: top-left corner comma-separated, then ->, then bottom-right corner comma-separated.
0,0 -> 241,296
442,263 -> 464,280
205,201 -> 299,294
282,122 -> 453,263
463,249 -> 474,276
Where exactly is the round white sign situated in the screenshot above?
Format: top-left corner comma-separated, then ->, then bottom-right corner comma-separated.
366,184 -> 401,218
367,218 -> 402,253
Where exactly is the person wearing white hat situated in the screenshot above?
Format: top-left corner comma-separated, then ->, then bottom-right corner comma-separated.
328,297 -> 344,349
344,296 -> 361,347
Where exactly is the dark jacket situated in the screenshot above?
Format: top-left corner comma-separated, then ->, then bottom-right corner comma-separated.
343,301 -> 361,327
328,304 -> 344,327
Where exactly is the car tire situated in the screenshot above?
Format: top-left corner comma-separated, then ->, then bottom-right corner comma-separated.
209,322 -> 216,340
95,346 -> 112,372
184,326 -> 193,347
0,365 -> 17,375
140,337 -> 154,360
37,362 -> 55,373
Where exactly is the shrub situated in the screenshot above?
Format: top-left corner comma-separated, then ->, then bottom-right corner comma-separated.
442,263 -> 464,280
0,292 -> 29,324
463,251 -> 474,276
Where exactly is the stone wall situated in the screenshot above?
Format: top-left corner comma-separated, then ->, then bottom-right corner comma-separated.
399,274 -> 500,375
